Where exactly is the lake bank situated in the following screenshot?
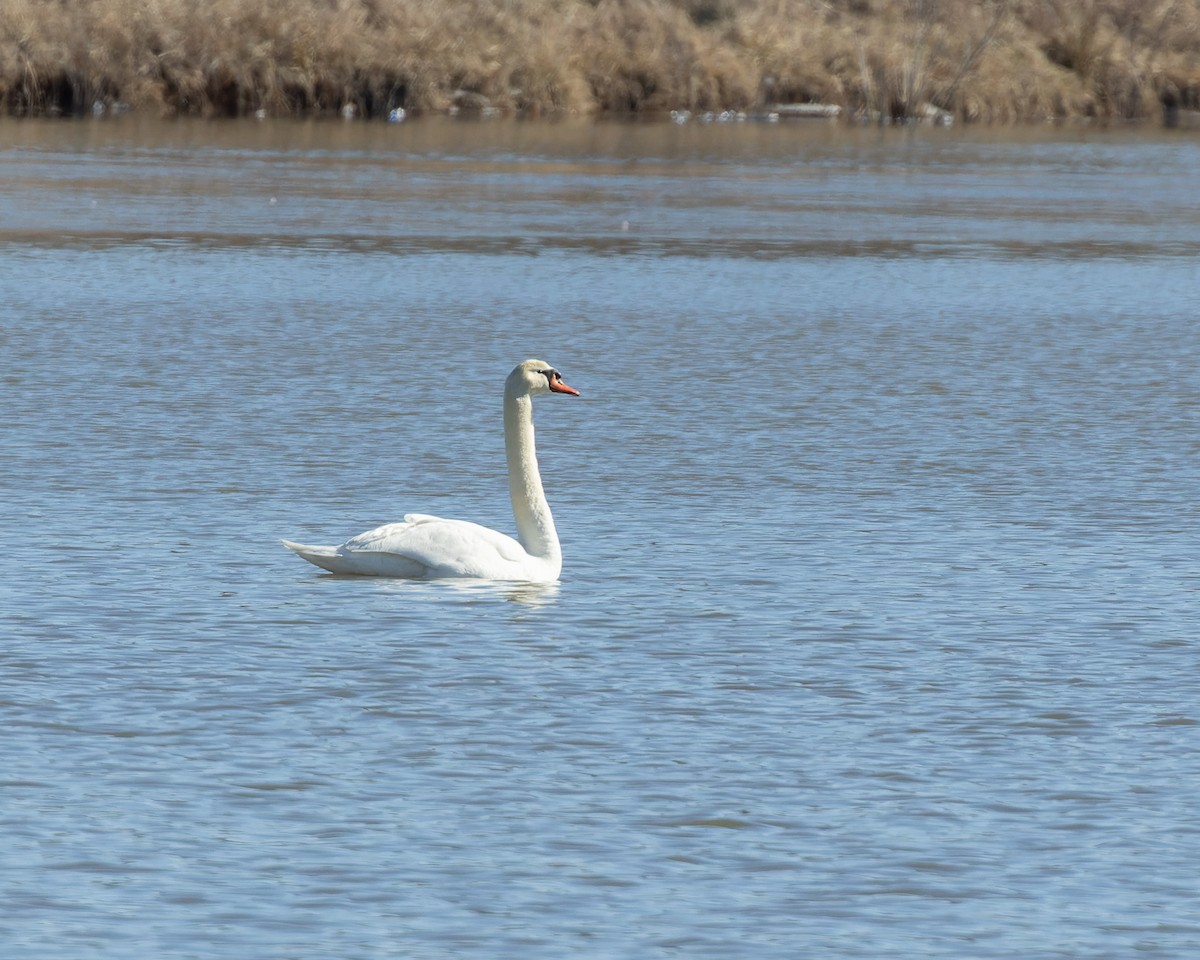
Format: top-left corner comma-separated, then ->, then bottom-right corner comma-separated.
2,0 -> 1199,125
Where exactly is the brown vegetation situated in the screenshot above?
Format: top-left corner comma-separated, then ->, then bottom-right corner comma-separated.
1,0 -> 1197,122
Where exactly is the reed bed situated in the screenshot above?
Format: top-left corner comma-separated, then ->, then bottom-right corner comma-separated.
1,0 -> 1197,122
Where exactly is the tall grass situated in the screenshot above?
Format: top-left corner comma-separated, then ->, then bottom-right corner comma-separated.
1,0 -> 1197,121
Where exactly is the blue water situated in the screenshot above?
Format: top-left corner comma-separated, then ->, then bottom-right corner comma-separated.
2,117 -> 1199,958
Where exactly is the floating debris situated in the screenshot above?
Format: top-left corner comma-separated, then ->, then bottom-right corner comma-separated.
770,102 -> 842,120
918,102 -> 954,125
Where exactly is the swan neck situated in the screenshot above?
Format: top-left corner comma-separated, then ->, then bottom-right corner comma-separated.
504,392 -> 560,565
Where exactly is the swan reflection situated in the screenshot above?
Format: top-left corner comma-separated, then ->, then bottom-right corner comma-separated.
369,576 -> 560,606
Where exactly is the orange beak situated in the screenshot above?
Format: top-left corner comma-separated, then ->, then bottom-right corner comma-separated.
549,375 -> 580,396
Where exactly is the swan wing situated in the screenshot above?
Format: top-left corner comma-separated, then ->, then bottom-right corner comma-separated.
281,537 -> 428,577
335,513 -> 531,578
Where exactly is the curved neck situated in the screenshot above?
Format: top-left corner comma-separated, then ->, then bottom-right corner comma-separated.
504,392 -> 561,565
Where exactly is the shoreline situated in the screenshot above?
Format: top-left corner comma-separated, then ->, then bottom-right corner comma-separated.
2,1 -> 1198,126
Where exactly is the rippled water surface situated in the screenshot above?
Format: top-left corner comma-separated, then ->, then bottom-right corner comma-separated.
2,117 -> 1199,958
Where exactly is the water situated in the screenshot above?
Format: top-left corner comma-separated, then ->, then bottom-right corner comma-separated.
2,117 -> 1199,959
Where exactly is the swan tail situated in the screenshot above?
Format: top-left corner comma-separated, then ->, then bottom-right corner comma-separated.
281,539 -> 348,574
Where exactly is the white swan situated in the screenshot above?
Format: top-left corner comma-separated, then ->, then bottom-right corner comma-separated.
282,359 -> 580,582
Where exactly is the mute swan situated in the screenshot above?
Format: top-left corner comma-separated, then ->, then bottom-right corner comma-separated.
282,359 -> 580,582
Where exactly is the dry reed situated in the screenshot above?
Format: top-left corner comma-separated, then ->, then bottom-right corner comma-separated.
1,0 -> 1197,122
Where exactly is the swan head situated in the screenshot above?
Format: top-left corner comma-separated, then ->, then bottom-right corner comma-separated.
507,359 -> 581,398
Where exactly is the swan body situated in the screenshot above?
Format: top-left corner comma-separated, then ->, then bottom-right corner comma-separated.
283,359 -> 580,583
